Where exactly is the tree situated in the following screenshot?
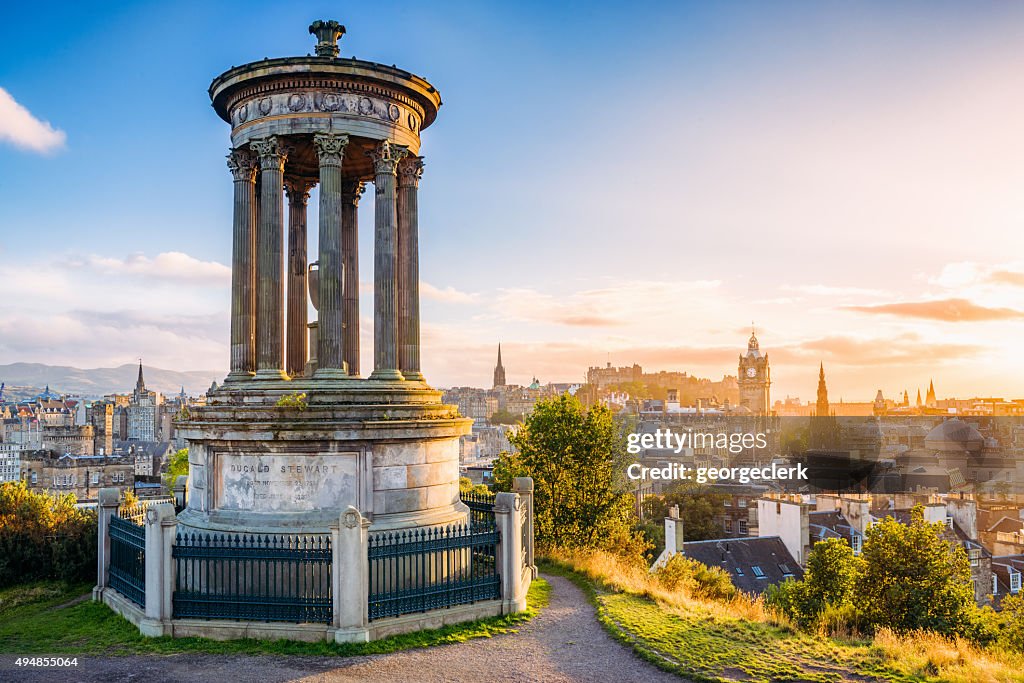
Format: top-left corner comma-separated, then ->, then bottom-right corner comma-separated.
766,537 -> 860,628
641,480 -> 727,542
458,476 -> 491,497
488,409 -> 522,426
164,448 -> 189,491
854,506 -> 976,636
493,394 -> 646,558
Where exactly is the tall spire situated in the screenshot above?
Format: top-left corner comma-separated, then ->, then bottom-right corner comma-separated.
926,379 -> 936,407
135,359 -> 146,395
492,343 -> 506,388
815,362 -> 829,417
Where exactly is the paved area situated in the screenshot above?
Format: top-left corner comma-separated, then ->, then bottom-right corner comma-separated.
0,574 -> 687,682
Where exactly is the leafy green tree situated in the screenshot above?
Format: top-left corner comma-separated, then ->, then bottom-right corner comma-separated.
641,481 -> 727,542
494,394 -> 646,558
766,537 -> 860,628
655,554 -> 737,601
488,409 -> 522,425
995,593 -> 1024,651
458,476 -> 491,497
164,448 -> 189,491
854,506 -> 976,636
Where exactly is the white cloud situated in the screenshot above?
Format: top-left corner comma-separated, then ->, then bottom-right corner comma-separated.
421,282 -> 479,304
67,251 -> 230,285
0,87 -> 66,153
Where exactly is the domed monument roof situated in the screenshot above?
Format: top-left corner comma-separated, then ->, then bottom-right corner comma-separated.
924,418 -> 983,453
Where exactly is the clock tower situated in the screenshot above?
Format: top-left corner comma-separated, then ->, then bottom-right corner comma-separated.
737,328 -> 771,414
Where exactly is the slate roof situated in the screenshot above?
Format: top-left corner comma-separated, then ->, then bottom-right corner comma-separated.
682,536 -> 802,594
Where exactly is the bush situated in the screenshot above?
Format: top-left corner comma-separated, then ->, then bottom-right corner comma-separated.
655,554 -> 737,602
0,482 -> 97,588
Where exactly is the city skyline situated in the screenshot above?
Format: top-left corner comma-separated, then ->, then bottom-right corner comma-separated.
2,2 -> 1024,401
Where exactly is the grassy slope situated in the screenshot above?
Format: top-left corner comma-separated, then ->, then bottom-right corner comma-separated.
0,579 -> 550,657
541,558 -> 1024,683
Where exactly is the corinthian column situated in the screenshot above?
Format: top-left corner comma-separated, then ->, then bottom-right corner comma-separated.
250,136 -> 288,380
397,156 -> 425,382
341,180 -> 365,377
366,140 -> 408,380
313,133 -> 349,379
284,177 -> 315,377
225,148 -> 257,382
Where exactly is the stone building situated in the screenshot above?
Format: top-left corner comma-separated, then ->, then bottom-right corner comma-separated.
737,330 -> 770,415
127,363 -> 162,441
21,452 -> 134,502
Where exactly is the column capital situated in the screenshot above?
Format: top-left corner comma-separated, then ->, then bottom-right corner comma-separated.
226,148 -> 256,182
284,176 -> 315,206
341,180 -> 366,206
313,133 -> 350,167
367,140 -> 409,176
251,136 -> 288,172
397,156 -> 424,188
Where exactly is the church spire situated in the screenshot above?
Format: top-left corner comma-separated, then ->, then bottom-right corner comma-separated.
926,379 -> 936,407
136,359 -> 146,393
492,344 -> 506,388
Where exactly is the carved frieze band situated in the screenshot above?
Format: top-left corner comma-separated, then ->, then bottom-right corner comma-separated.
231,91 -> 419,132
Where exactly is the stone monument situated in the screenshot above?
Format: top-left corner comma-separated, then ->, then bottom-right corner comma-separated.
177,20 -> 471,535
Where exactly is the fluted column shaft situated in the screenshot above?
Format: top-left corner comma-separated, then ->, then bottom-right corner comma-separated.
284,177 -> 314,377
226,148 -> 257,381
251,136 -> 288,379
341,180 -> 365,376
313,133 -> 349,378
367,140 -> 408,380
397,156 -> 425,382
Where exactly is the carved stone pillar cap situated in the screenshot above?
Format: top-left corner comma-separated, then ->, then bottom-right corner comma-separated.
309,20 -> 346,58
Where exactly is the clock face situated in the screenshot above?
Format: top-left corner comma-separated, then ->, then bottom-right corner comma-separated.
746,367 -> 757,378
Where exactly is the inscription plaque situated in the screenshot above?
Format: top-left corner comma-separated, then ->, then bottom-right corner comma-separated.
217,453 -> 359,513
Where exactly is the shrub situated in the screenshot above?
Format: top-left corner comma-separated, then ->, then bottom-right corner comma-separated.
0,482 -> 97,587
655,554 -> 737,602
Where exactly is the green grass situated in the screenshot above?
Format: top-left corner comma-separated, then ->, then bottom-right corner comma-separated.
539,559 -> 1001,683
0,578 -> 550,656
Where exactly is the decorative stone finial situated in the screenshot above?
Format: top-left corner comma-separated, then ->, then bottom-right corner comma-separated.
309,20 -> 345,58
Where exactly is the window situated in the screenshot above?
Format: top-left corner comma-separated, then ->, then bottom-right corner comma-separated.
31,473 -> 37,484
751,565 -> 765,578
738,519 -> 748,535
735,566 -> 744,576
779,563 -> 793,577
738,498 -> 747,508
91,472 -> 99,485
851,534 -> 862,556
993,574 -> 999,596
1011,570 -> 1021,594
968,548 -> 981,568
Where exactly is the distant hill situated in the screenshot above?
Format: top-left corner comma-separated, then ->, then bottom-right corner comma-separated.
0,363 -> 223,399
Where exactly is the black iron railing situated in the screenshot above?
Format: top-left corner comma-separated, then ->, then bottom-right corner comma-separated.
460,491 -> 496,529
368,523 -> 501,621
172,532 -> 332,624
109,514 -> 146,607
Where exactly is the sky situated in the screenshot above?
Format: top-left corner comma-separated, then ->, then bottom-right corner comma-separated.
1,1 -> 1024,402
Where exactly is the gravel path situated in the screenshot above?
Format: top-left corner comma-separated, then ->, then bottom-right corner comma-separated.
0,574 -> 688,682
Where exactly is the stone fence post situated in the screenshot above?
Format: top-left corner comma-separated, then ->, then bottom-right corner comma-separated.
92,487 -> 120,601
172,475 -> 187,511
512,477 -> 537,579
332,505 -> 370,643
140,502 -> 176,637
495,492 -> 527,613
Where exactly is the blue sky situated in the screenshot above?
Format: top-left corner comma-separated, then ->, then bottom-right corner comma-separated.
2,1 -> 1024,401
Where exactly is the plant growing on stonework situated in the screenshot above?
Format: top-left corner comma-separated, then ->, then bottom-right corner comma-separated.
276,392 -> 308,410
163,448 -> 189,490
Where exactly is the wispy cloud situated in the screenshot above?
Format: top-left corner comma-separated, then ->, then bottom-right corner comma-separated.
421,282 -> 479,304
65,251 -> 230,285
842,298 -> 1024,322
0,87 -> 65,153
